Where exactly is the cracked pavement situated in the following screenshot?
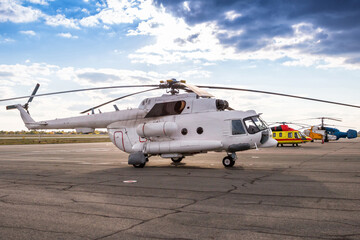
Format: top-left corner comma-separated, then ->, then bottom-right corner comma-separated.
0,139 -> 359,239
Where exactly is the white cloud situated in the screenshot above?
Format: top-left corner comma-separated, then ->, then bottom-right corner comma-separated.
183,1 -> 190,12
27,0 -> 50,5
79,0 -> 156,27
0,36 -> 15,43
57,32 -> 78,39
79,15 -> 100,27
0,0 -> 42,23
44,14 -> 80,29
20,30 -> 36,36
225,10 -> 242,21
0,62 -> 58,87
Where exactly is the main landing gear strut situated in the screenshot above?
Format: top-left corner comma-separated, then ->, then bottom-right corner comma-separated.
222,153 -> 237,167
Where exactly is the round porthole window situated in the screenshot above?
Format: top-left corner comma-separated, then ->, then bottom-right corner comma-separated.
181,128 -> 188,135
197,127 -> 203,134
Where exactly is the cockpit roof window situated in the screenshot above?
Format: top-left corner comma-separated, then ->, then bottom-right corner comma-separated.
145,100 -> 186,118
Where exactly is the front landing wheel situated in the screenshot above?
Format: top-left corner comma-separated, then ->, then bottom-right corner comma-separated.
222,156 -> 235,167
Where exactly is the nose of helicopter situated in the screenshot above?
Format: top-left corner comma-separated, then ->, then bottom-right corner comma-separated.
260,135 -> 277,148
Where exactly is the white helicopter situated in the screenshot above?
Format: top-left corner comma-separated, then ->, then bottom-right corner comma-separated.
2,79 -> 359,168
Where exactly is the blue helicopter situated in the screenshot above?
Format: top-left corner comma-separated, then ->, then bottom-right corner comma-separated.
323,127 -> 357,140
303,117 -> 357,143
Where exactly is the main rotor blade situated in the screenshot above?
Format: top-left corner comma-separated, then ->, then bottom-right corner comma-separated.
0,84 -> 159,102
80,87 -> 160,114
316,117 -> 342,122
180,82 -> 214,98
197,85 -> 360,109
294,117 -> 342,122
27,83 -> 40,104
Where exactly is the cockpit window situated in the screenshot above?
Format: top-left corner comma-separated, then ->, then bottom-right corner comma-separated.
243,116 -> 268,134
294,132 -> 299,139
244,118 -> 259,134
145,101 -> 186,118
232,120 -> 246,135
253,116 -> 267,131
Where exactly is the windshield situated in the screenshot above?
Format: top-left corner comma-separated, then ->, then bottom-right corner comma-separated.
253,116 -> 268,130
243,116 -> 268,134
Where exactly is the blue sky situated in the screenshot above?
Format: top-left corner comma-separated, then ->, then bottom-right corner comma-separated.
0,0 -> 360,131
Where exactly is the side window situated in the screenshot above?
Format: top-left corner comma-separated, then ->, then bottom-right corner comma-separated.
279,132 -> 282,137
294,132 -> 299,139
288,132 -> 293,138
232,120 -> 245,135
273,132 -> 276,137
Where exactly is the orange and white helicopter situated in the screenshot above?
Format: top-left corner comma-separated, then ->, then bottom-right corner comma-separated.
2,79 -> 359,168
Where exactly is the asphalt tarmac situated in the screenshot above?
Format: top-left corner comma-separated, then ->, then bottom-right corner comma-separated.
0,139 -> 359,240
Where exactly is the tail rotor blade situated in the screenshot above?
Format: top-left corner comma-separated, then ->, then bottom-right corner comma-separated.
28,83 -> 40,104
6,105 -> 18,110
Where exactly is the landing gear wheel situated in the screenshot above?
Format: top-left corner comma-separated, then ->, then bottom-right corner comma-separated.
133,157 -> 148,168
222,156 -> 235,167
171,157 -> 183,163
133,163 -> 146,168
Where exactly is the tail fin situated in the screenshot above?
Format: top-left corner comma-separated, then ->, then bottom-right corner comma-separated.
7,104 -> 36,129
5,83 -> 40,129
15,104 -> 35,124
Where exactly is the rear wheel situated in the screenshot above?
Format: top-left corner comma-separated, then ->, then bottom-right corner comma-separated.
222,156 -> 235,167
171,157 -> 183,163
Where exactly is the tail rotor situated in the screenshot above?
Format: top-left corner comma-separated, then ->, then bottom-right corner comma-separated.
6,83 -> 40,114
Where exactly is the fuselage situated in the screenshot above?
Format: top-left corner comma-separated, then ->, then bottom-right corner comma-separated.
16,93 -> 277,156
271,124 -> 311,145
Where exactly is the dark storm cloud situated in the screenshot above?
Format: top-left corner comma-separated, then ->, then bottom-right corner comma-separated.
155,0 -> 360,60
